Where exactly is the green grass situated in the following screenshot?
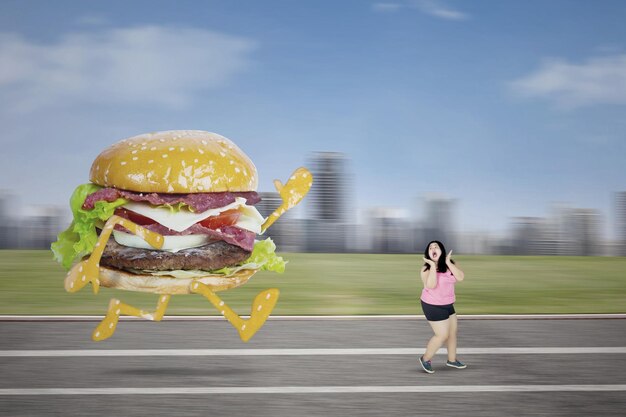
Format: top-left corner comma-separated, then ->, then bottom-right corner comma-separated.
1,250 -> 625,315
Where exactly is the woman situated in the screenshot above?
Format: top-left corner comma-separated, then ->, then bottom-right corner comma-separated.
419,240 -> 466,374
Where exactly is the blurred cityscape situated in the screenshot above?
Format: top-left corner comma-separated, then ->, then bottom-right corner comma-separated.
1,152 -> 625,256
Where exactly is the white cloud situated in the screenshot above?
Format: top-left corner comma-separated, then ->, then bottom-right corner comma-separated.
411,0 -> 469,20
510,54 -> 626,108
372,1 -> 469,20
0,25 -> 256,112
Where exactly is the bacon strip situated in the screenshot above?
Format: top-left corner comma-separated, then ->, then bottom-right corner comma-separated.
83,188 -> 261,213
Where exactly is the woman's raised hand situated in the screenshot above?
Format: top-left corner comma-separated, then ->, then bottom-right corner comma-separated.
423,257 -> 436,267
446,250 -> 453,264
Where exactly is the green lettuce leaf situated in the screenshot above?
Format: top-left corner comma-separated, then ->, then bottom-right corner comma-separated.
155,201 -> 193,213
211,238 -> 287,276
51,183 -> 128,270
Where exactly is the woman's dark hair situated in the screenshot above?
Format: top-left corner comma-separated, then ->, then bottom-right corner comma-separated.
423,240 -> 453,273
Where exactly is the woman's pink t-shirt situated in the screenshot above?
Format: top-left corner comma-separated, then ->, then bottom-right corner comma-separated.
421,269 -> 457,305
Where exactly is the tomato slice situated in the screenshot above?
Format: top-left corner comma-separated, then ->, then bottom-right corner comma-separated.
199,209 -> 241,230
114,208 -> 155,226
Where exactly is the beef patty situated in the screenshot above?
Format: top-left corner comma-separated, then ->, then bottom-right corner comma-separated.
100,239 -> 251,272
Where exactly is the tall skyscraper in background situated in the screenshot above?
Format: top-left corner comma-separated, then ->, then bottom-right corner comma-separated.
562,208 -> 602,256
615,192 -> 626,256
305,152 -> 352,252
0,192 -> 18,249
367,207 -> 413,253
421,195 -> 456,251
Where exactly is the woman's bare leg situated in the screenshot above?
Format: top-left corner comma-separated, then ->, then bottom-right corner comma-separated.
423,319 -> 450,361
447,314 -> 458,361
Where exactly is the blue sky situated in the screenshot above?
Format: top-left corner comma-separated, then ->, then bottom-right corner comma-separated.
1,0 -> 625,237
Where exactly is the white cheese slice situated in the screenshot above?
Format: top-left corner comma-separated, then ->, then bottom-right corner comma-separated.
122,198 -> 265,234
235,204 -> 265,234
113,230 -> 212,252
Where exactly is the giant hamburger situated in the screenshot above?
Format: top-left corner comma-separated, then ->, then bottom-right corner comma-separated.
52,130 -> 287,294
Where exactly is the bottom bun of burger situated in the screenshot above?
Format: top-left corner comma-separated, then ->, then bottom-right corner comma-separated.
93,266 -> 258,294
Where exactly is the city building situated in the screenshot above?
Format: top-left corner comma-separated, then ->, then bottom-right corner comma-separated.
367,207 -> 413,253
616,192 -> 626,256
305,152 -> 353,252
419,195 -> 457,251
561,208 -> 602,256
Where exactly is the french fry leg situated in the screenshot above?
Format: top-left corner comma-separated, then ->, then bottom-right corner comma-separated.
190,281 -> 279,342
92,295 -> 171,342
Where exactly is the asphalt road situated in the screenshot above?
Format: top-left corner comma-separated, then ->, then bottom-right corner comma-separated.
1,317 -> 625,416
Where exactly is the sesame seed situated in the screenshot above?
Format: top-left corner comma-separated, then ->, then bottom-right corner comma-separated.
220,152 -> 226,157
180,147 -> 185,151
266,293 -> 271,299
194,159 -> 199,163
235,167 -> 241,173
162,154 -> 168,158
202,140 -> 208,145
131,150 -> 137,154
160,138 -> 165,142
229,160 -> 234,165
198,149 -> 204,154
148,160 -> 154,164
142,142 -> 147,146
169,147 -> 174,151
120,161 -> 127,165
151,146 -> 156,151
132,157 -> 138,161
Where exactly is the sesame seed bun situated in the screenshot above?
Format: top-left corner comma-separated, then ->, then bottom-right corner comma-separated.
90,266 -> 258,295
90,130 -> 258,193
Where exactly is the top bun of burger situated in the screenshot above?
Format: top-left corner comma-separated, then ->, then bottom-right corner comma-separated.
89,130 -> 258,193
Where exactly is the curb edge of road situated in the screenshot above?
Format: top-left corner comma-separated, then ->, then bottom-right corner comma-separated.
0,314 -> 625,322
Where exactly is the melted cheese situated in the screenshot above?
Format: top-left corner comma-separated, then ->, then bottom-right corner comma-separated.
113,230 -> 213,252
122,197 -> 264,233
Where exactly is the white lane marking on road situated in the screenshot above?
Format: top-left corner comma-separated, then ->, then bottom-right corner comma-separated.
1,347 -> 626,357
1,385 -> 625,395
1,314 -> 625,321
